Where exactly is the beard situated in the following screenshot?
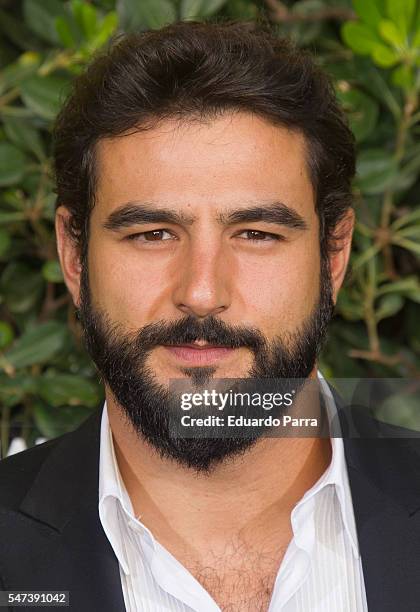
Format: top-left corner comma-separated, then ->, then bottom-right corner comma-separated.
76,255 -> 335,473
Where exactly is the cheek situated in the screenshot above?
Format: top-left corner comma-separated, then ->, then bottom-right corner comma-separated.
86,243 -> 169,323
234,241 -> 321,333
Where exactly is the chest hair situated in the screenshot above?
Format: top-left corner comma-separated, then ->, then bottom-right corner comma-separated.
184,538 -> 289,612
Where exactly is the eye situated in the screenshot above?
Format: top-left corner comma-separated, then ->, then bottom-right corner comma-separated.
236,229 -> 284,242
126,229 -> 175,242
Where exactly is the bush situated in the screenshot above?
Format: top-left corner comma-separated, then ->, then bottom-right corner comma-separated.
0,0 -> 419,454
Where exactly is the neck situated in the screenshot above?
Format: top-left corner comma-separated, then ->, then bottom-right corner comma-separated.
106,367 -> 332,556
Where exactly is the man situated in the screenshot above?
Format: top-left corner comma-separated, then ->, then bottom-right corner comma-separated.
1,20 -> 420,612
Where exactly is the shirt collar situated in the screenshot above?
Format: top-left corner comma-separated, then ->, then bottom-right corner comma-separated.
314,370 -> 360,559
98,370 -> 360,574
98,401 -> 132,575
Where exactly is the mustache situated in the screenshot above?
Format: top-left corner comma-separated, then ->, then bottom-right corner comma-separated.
132,315 -> 267,352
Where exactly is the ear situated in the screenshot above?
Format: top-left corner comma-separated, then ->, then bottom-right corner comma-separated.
328,208 -> 355,304
55,206 -> 83,308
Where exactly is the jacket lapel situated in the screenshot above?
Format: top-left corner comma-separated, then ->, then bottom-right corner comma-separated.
333,388 -> 420,611
17,405 -> 126,612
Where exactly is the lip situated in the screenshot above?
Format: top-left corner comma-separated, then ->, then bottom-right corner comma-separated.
163,344 -> 235,365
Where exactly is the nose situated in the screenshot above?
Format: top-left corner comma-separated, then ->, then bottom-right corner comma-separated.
172,239 -> 231,319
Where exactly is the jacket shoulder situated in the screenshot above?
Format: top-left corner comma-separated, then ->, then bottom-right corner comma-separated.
0,434 -> 69,510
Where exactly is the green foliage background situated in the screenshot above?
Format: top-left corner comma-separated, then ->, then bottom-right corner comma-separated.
0,0 -> 419,454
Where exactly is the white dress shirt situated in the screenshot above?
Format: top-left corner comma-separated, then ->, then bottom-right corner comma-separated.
98,371 -> 368,611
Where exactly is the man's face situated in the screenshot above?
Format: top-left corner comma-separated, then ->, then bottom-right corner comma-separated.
86,112 -> 325,377
57,112 -> 352,471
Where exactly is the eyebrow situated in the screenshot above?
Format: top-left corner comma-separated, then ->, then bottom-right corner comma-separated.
102,201 -> 308,232
217,203 -> 308,230
102,204 -> 195,231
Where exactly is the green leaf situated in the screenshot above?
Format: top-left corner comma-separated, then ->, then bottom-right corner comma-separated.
4,321 -> 69,369
0,228 -> 11,257
3,116 -> 45,161
180,0 -> 228,19
407,292 -> 420,305
355,149 -> 398,194
397,223 -> 420,239
353,0 -> 385,28
23,0 -> 67,45
376,276 -> 420,296
34,402 -> 93,438
392,151 -> 420,190
220,0 -> 257,19
336,87 -> 379,142
392,237 -> 420,256
37,373 -> 100,408
0,211 -> 26,225
67,1 -> 98,43
351,242 -> 381,270
375,293 -> 404,321
79,3 -> 98,39
0,8 -> 40,52
361,64 -> 401,119
341,22 -> 381,55
283,0 -> 324,46
1,262 -> 44,313
392,207 -> 420,230
87,12 -> 118,52
42,260 -> 64,283
386,0 -> 416,40
117,0 -> 176,30
0,322 -> 14,349
413,24 -> 420,48
336,290 -> 365,320
372,43 -> 399,67
55,16 -> 77,49
379,19 -> 406,47
71,0 -> 86,26
0,372 -> 34,407
0,143 -> 26,187
20,75 -> 70,121
0,52 -> 41,95
392,64 -> 414,89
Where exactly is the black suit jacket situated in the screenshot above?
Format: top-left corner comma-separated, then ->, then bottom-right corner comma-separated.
2,391 -> 420,611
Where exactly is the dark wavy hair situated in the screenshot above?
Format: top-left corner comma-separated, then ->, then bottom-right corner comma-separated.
53,20 -> 356,265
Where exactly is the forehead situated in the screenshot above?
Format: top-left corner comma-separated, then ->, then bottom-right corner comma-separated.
93,112 -> 315,219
